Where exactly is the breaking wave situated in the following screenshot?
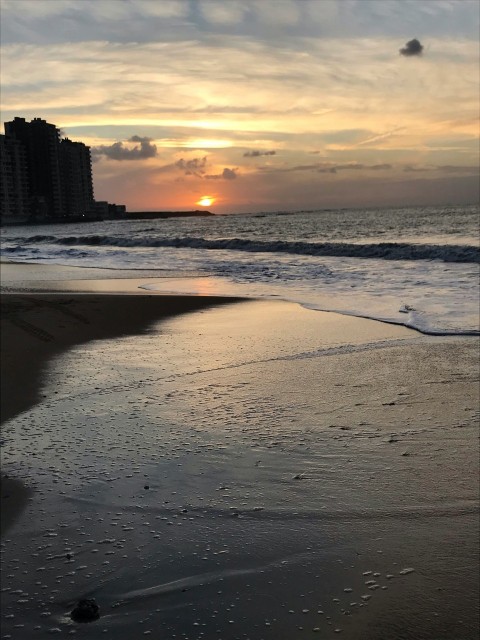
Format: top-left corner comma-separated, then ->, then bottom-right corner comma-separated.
5,234 -> 480,263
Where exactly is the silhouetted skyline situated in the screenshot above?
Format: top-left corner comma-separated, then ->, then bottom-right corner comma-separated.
1,117 -> 125,222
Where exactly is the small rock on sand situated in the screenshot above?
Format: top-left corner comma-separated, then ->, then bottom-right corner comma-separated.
70,599 -> 100,623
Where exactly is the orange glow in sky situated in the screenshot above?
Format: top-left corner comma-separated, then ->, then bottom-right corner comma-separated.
4,1 -> 477,213
196,196 -> 215,207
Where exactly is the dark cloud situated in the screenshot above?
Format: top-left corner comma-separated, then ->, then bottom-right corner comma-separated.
335,163 -> 364,171
399,38 -> 424,57
222,168 -> 237,180
404,164 -> 430,172
92,135 -> 157,161
282,163 -> 319,172
129,135 -> 151,144
258,162 -> 327,173
326,164 -> 392,172
205,168 -> 238,180
175,157 -> 207,177
243,150 -> 277,157
263,162 -> 392,174
436,165 -> 478,173
403,164 -> 477,174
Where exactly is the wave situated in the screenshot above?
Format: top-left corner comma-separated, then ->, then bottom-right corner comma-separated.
3,234 -> 480,263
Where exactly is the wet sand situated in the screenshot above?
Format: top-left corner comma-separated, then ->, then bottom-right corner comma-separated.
1,264 -> 479,639
0,476 -> 33,536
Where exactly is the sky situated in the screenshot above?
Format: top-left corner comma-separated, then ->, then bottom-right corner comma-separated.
1,0 -> 479,213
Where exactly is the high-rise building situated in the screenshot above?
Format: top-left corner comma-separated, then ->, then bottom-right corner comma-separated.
1,116 -> 122,223
0,133 -> 30,221
60,138 -> 94,217
4,117 -> 65,218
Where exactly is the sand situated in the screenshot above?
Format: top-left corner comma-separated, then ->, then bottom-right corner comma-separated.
1,263 -> 479,639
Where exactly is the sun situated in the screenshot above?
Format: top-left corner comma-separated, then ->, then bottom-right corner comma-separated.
196,196 -> 215,207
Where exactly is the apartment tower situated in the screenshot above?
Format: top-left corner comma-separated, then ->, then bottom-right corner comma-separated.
4,117 -> 65,218
0,133 -> 30,221
61,138 -> 94,217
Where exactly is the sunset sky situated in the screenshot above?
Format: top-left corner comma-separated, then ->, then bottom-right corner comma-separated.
1,0 -> 479,213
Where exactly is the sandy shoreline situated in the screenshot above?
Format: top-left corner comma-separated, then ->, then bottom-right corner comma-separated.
1,292 -> 244,424
1,263 -> 479,639
1,289 -> 243,534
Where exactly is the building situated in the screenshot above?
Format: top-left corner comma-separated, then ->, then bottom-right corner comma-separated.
1,116 -> 125,223
0,133 -> 30,221
108,203 -> 126,218
60,138 -> 94,217
92,200 -> 109,217
4,117 -> 65,219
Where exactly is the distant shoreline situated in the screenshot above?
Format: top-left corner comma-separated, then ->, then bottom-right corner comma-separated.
127,210 -> 214,219
0,210 -> 214,227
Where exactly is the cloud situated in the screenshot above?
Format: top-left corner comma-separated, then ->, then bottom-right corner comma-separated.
403,164 -> 478,174
403,164 -> 431,172
175,156 -> 208,177
133,0 -> 188,19
199,0 -> 246,25
251,0 -> 300,26
261,162 -> 393,174
222,168 -> 237,180
436,164 -> 479,173
205,168 -> 238,180
150,156 -> 208,176
399,38 -> 424,56
2,0 -> 478,47
244,150 -> 277,157
355,127 -> 405,146
93,135 -> 157,161
0,0 -> 77,19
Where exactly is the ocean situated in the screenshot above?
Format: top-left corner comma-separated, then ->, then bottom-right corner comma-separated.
1,203 -> 479,335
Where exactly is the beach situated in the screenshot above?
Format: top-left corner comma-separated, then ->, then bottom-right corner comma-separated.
1,264 -> 479,640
